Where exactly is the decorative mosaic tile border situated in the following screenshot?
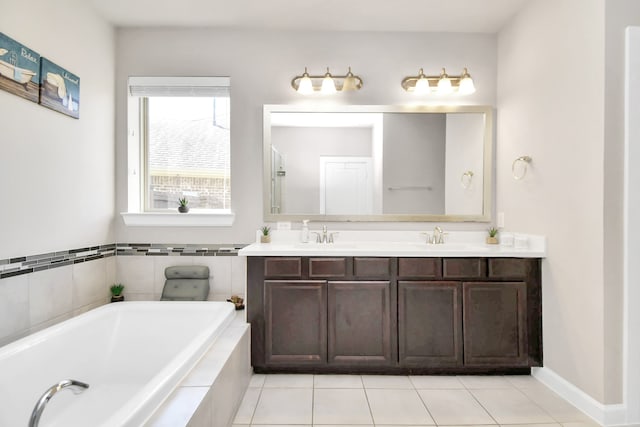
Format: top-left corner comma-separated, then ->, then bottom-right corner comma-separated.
115,243 -> 246,257
0,243 -> 246,279
0,244 -> 116,279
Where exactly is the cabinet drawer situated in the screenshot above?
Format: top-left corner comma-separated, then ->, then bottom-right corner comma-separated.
264,257 -> 302,278
443,258 -> 486,279
398,258 -> 441,278
354,257 -> 391,278
309,258 -> 347,278
488,258 -> 531,279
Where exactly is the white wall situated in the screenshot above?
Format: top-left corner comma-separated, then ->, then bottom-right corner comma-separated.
0,0 -> 115,345
605,1 -> 640,411
497,0 -> 609,404
0,0 -> 115,260
115,28 -> 497,242
624,25 -> 640,426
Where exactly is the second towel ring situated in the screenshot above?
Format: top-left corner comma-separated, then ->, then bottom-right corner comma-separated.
512,156 -> 532,180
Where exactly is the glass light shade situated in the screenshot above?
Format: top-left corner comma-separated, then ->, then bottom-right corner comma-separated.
297,76 -> 314,94
342,75 -> 357,91
459,76 -> 476,95
321,75 -> 337,94
437,76 -> 453,94
414,77 -> 431,94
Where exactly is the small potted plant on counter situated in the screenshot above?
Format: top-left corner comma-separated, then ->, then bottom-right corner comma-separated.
486,227 -> 499,244
178,197 -> 189,213
260,226 -> 271,243
110,283 -> 125,302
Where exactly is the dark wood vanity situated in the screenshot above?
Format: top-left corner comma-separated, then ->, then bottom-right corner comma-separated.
247,256 -> 542,374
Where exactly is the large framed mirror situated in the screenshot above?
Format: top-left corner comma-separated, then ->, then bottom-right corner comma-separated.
263,104 -> 493,222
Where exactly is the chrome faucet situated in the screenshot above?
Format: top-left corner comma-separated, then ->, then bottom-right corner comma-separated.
433,226 -> 444,244
312,225 -> 339,244
29,379 -> 89,427
423,226 -> 448,244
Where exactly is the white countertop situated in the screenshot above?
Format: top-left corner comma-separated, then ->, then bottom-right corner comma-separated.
238,230 -> 546,258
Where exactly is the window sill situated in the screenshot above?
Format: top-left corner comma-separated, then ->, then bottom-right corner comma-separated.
121,211 -> 235,227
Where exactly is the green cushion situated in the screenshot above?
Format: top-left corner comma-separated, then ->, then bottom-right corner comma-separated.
165,265 -> 209,279
161,266 -> 210,301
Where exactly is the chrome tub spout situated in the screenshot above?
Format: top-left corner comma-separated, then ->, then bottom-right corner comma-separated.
29,379 -> 89,427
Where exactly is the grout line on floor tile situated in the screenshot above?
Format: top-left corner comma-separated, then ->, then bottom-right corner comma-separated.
362,381 -> 376,426
310,374 -> 314,425
415,385 -> 438,425
514,386 -> 565,424
247,378 -> 264,426
468,386 -> 501,426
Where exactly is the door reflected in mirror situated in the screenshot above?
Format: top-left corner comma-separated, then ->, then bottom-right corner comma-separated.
264,105 -> 492,222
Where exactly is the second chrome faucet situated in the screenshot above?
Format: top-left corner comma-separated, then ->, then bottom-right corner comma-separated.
423,226 -> 448,244
312,225 -> 339,244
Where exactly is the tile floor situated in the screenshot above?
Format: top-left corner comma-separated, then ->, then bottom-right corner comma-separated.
232,374 -> 599,427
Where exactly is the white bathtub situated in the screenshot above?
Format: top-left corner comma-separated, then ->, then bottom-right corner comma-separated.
0,301 -> 236,427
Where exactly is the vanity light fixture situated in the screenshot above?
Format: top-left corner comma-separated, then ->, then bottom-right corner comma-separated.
291,67 -> 363,94
401,67 -> 476,95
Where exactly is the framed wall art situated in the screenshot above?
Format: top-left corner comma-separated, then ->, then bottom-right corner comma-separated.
0,32 -> 40,103
39,57 -> 80,119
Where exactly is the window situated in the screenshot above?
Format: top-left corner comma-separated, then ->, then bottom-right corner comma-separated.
124,77 -> 234,226
144,96 -> 230,210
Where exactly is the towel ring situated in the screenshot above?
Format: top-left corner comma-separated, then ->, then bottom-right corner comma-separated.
460,171 -> 474,189
512,156 -> 532,180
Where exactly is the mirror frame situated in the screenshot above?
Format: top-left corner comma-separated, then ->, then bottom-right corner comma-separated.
263,104 -> 493,222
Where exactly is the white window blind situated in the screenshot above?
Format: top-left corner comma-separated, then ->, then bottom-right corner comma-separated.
128,76 -> 230,97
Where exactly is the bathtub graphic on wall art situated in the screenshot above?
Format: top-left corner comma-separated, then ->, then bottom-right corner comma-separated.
39,57 -> 80,119
0,32 -> 41,103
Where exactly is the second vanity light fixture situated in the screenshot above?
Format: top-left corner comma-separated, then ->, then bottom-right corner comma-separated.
291,67 -> 363,94
401,67 -> 476,95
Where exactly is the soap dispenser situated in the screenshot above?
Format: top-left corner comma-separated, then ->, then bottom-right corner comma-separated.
301,220 -> 310,243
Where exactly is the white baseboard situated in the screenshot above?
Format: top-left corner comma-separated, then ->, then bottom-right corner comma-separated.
532,367 -> 632,426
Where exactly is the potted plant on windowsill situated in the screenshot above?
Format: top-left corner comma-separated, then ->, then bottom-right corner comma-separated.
486,227 -> 499,244
110,283 -> 125,302
260,226 -> 271,243
178,197 -> 189,213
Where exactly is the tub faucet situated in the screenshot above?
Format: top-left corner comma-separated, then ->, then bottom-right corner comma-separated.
29,379 -> 89,427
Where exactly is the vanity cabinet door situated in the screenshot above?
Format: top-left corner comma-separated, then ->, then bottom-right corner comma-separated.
398,281 -> 463,367
264,280 -> 327,366
463,281 -> 528,366
327,281 -> 395,366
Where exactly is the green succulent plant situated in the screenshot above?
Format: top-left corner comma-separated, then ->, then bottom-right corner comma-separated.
110,283 -> 125,296
261,226 -> 271,236
178,197 -> 188,207
488,227 -> 499,238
